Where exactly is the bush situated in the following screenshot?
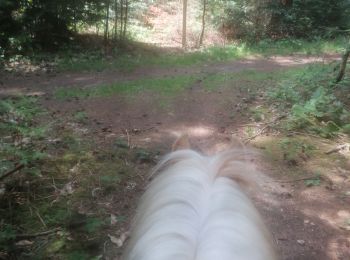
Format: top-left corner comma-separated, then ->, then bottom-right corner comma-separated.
220,0 -> 350,41
268,64 -> 350,137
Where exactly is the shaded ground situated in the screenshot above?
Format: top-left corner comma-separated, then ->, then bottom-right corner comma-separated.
1,54 -> 349,259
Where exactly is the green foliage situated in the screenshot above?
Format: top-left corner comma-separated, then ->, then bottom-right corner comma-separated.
304,176 -> 321,187
0,97 -> 48,177
135,148 -> 153,163
268,0 -> 350,38
304,172 -> 322,187
52,38 -> 346,73
85,217 -> 106,233
66,251 -> 91,260
0,0 -> 21,53
268,64 -> 350,137
74,111 -> 88,123
343,124 -> 350,134
115,138 -> 129,149
221,0 -> 350,40
252,37 -> 347,56
0,224 -> 16,250
55,43 -> 252,72
279,138 -> 314,162
55,75 -> 197,99
249,107 -> 266,122
0,0 -> 107,53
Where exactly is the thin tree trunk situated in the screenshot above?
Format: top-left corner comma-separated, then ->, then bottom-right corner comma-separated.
182,0 -> 187,49
336,48 -> 350,83
123,0 -> 128,37
104,0 -> 110,43
114,0 -> 118,40
73,0 -> 77,33
199,0 -> 207,46
120,0 -> 124,39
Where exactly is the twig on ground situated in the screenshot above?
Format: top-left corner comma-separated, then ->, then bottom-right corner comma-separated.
15,228 -> 61,239
0,164 -> 24,181
51,177 -> 59,192
34,208 -> 47,228
325,143 -> 350,155
269,176 -> 319,183
244,115 -> 286,144
287,131 -> 323,139
136,172 -> 145,181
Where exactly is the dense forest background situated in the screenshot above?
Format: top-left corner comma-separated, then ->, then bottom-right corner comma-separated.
1,0 -> 350,57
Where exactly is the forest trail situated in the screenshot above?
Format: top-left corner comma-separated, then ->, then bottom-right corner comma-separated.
0,54 -> 338,96
2,54 -> 349,259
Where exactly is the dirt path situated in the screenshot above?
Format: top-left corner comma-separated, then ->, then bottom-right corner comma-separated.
0,54 -> 338,97
1,54 -> 349,259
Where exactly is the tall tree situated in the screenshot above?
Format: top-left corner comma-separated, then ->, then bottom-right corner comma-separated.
182,0 -> 188,48
114,0 -> 118,39
199,0 -> 207,46
104,0 -> 110,42
119,0 -> 124,38
123,0 -> 129,37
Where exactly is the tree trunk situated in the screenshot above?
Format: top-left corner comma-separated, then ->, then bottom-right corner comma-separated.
336,48 -> 350,83
120,0 -> 124,39
73,0 -> 77,33
123,0 -> 128,37
104,0 -> 110,43
198,0 -> 207,46
182,0 -> 188,49
114,0 -> 118,40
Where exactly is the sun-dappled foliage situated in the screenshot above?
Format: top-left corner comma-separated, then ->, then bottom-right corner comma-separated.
216,0 -> 350,41
1,0 -> 350,57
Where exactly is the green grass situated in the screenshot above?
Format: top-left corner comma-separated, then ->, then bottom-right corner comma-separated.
55,66 -> 312,100
54,37 -> 348,72
249,37 -> 348,56
202,67 -> 309,90
55,75 -> 197,99
56,44 -> 251,72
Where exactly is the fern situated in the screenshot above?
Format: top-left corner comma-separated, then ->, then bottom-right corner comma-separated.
269,64 -> 349,137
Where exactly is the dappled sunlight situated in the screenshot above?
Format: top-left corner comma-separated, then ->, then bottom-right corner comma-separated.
303,160 -> 350,186
269,55 -> 340,67
131,123 -> 286,209
324,170 -> 349,184
327,236 -> 350,259
166,125 -> 215,138
302,202 -> 350,230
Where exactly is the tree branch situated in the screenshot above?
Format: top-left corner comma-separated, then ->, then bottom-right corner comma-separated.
0,164 -> 24,182
335,48 -> 350,83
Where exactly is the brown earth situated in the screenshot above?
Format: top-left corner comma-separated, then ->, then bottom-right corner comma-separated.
1,55 -> 349,259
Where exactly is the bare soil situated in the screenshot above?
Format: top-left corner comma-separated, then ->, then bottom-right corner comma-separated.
1,55 -> 349,259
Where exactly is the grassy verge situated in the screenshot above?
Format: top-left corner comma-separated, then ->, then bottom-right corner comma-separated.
3,37 -> 347,74
266,63 -> 350,137
54,67 -> 309,100
0,96 -> 155,259
54,75 -> 197,99
56,37 -> 348,72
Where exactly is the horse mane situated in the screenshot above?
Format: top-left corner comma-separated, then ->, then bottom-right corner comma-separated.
123,149 -> 276,260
